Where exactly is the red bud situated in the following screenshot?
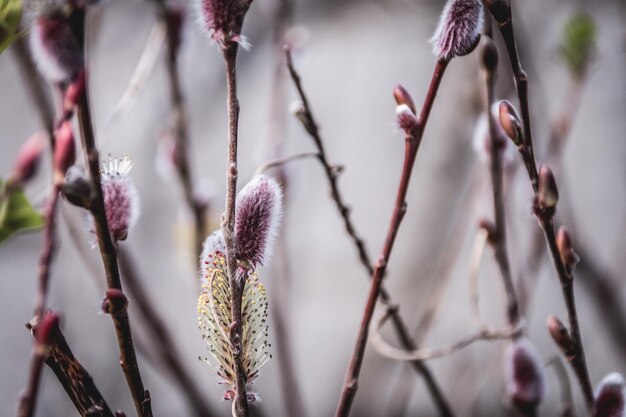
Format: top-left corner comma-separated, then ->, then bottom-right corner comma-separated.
11,133 -> 47,185
53,121 -> 76,184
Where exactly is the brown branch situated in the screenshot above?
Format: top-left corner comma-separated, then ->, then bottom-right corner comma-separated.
27,314 -> 116,417
255,151 -> 319,175
547,356 -> 575,417
76,77 -> 153,417
221,42 -> 249,417
151,1 -> 207,257
483,39 -> 521,328
489,5 -> 594,411
285,49 -> 454,417
333,59 -> 449,417
117,248 -> 217,417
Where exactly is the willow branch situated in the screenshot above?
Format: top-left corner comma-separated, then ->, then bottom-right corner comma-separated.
333,59 -> 449,417
255,152 -> 319,175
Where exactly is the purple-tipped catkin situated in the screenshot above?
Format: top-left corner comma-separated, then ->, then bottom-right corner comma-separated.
594,373 -> 625,417
504,338 -> 546,412
430,0 -> 483,62
91,155 -> 139,242
30,10 -> 83,84
194,0 -> 253,48
234,175 -> 283,271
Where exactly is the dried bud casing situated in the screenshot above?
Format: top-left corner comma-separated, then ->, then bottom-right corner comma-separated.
194,0 -> 253,48
53,121 -> 76,184
393,85 -> 416,114
594,373 -> 625,417
430,0 -> 484,62
11,133 -> 47,185
504,338 -> 546,412
484,0 -> 511,25
234,175 -> 283,271
30,10 -> 84,84
557,227 -> 579,275
499,100 -> 523,146
101,289 -> 128,316
537,165 -> 559,210
547,315 -> 574,352
481,40 -> 499,73
62,166 -> 94,209
396,104 -> 419,133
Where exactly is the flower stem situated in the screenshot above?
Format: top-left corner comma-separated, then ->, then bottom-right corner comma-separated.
334,59 -> 449,417
221,43 -> 249,417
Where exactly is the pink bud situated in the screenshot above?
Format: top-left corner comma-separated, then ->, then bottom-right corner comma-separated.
11,132 -> 47,185
101,289 -> 128,316
504,338 -> 545,412
36,311 -> 60,347
537,165 -> 559,210
594,373 -> 625,417
97,156 -> 140,242
234,175 -> 283,270
194,0 -> 253,48
29,10 -> 84,84
393,85 -> 416,114
430,0 -> 484,62
53,121 -> 76,183
396,104 -> 418,133
63,68 -> 86,112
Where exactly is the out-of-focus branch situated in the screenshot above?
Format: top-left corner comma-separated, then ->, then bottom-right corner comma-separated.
547,356 -> 575,417
285,49 -> 454,417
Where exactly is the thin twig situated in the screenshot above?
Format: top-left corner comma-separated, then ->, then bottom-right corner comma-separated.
254,151 -> 319,176
285,49 -> 454,417
333,58 -> 449,417
117,248 -> 217,417
27,316 -> 116,417
547,356 -> 575,417
489,5 -> 594,411
371,312 -> 520,362
221,42 -> 249,417
76,74 -> 153,417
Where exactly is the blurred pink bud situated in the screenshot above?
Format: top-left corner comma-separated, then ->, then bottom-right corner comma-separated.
499,100 -> 523,146
11,132 -> 47,185
557,227 -> 579,275
194,0 -> 254,48
430,0 -> 483,62
29,11 -> 83,84
223,390 -> 235,401
101,289 -> 128,316
94,156 -> 139,242
537,165 -> 559,210
53,121 -> 76,183
547,315 -> 574,352
234,175 -> 283,271
504,338 -> 545,412
396,104 -> 418,133
594,373 -> 625,417
472,102 -> 516,165
36,311 -> 60,347
63,69 -> 86,112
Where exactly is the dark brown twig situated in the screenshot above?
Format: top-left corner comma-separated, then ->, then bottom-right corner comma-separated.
117,248 -> 216,417
489,5 -> 594,410
76,78 -> 153,417
333,59 -> 449,417
285,49 -> 454,417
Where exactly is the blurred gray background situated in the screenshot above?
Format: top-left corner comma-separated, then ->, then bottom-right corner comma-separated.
1,0 -> 625,416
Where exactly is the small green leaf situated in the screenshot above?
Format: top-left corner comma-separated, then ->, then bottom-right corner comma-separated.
0,179 -> 45,244
0,0 -> 23,54
559,12 -> 597,79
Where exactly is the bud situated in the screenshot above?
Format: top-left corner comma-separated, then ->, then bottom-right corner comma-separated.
91,155 -> 140,242
556,227 -> 579,275
594,373 -> 625,417
430,0 -> 484,62
472,102 -> 516,165
10,132 -> 47,185
62,166 -> 95,209
36,311 -> 60,347
499,100 -> 523,146
101,289 -> 128,316
537,165 -> 559,210
234,175 -> 283,271
481,39 -> 499,73
504,338 -> 546,412
396,104 -> 418,133
393,85 -> 416,114
194,0 -> 254,48
29,9 -> 84,84
483,0 -> 511,25
200,230 -> 226,280
53,121 -> 76,184
547,315 -> 574,352
63,68 -> 86,113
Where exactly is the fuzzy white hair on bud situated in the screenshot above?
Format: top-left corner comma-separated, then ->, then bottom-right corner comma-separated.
594,373 -> 626,417
504,338 -> 546,410
430,0 -> 484,62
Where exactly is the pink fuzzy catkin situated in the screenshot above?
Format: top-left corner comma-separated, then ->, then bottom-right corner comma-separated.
594,373 -> 626,417
194,0 -> 253,47
504,338 -> 545,411
430,0 -> 484,62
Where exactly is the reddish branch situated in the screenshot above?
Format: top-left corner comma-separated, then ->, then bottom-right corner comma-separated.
285,49 -> 454,417
333,59 -> 449,417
